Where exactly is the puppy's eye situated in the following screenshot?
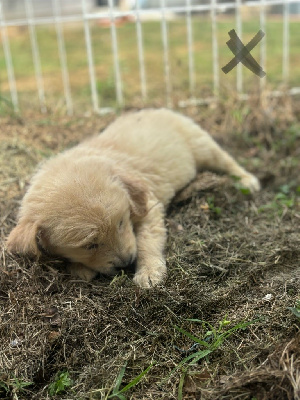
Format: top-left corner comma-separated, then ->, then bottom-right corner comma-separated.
86,243 -> 99,251
119,219 -> 124,229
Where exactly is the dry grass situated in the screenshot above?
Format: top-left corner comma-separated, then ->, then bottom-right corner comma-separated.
209,334 -> 300,400
0,93 -> 299,399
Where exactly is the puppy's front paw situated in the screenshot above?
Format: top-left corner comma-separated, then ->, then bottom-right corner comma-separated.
240,173 -> 260,193
133,260 -> 167,288
67,263 -> 98,281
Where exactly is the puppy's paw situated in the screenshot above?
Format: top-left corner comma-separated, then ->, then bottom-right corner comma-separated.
133,270 -> 165,288
133,261 -> 167,288
240,173 -> 260,193
68,263 -> 98,281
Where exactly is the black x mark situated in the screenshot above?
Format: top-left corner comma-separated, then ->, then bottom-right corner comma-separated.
222,29 -> 266,78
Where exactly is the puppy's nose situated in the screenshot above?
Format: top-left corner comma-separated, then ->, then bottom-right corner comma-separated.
114,254 -> 136,269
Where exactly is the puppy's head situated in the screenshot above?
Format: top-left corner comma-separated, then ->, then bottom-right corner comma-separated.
6,157 -> 148,278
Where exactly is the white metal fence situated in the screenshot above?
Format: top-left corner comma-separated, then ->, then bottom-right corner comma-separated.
0,0 -> 300,114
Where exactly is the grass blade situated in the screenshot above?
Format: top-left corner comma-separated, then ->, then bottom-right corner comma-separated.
113,395 -> 127,400
188,349 -> 212,365
288,306 -> 300,318
112,362 -> 127,394
118,363 -> 154,394
186,319 -> 216,334
174,326 -> 210,348
177,369 -> 187,400
211,320 -> 257,349
161,349 -> 212,385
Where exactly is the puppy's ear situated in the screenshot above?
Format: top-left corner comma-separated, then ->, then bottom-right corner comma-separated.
120,175 -> 148,219
6,218 -> 44,257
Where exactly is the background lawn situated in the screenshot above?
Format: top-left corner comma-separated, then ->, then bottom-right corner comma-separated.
0,13 -> 299,111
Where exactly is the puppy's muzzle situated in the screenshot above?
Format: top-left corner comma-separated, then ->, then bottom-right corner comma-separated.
114,254 -> 136,270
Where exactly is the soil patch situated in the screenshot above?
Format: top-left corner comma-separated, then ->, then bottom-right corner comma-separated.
0,97 -> 299,399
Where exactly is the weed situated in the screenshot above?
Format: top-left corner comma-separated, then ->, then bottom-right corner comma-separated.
274,192 -> 295,208
258,185 -> 299,215
0,376 -> 33,397
108,362 -> 153,400
163,316 -> 257,389
288,300 -> 300,319
48,371 -> 73,396
207,196 -> 222,215
89,362 -> 154,400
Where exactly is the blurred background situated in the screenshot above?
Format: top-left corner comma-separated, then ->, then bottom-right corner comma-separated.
0,0 -> 299,114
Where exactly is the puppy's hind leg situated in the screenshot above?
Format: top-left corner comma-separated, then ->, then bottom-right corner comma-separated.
187,126 -> 260,192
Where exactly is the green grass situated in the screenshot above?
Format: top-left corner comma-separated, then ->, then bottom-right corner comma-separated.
86,317 -> 254,399
288,300 -> 300,319
0,376 -> 33,398
89,362 -> 154,399
0,15 -> 299,110
258,183 -> 300,216
162,316 -> 257,387
48,371 -> 73,396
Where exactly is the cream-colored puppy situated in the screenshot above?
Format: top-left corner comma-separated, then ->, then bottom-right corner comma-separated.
6,109 -> 260,288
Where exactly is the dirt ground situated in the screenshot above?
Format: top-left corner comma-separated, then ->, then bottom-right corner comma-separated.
0,95 -> 299,400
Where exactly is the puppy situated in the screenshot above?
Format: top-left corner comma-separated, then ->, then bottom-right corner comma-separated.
6,109 -> 260,288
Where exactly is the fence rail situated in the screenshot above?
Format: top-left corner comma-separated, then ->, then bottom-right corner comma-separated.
0,0 -> 300,114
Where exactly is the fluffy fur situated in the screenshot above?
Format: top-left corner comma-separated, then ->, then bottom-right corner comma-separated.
6,109 -> 260,287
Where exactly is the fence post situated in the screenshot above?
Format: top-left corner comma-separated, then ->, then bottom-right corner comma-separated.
0,1 -> 19,111
81,0 -> 99,112
25,0 -> 46,113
